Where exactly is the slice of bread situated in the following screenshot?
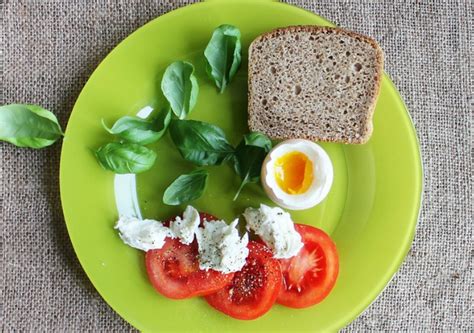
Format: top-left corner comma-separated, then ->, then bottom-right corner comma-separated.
248,26 -> 384,144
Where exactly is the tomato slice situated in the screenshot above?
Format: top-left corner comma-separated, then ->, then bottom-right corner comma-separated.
205,241 -> 282,320
145,213 -> 234,299
277,224 -> 339,308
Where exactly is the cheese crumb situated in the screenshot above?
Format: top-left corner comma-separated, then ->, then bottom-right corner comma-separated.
196,219 -> 249,274
169,205 -> 200,245
243,204 -> 303,259
115,217 -> 173,252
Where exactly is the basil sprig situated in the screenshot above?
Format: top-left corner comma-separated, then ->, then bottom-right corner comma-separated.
169,119 -> 234,166
0,104 -> 63,148
163,169 -> 209,205
204,24 -> 242,93
95,142 -> 157,174
232,132 -> 272,200
166,121 -> 271,203
161,61 -> 199,119
102,109 -> 171,145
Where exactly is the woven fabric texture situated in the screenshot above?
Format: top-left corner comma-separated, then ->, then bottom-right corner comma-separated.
1,0 -> 472,331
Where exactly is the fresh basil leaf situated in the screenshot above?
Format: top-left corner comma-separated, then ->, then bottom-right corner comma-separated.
169,119 -> 234,166
163,169 -> 209,205
161,61 -> 199,119
233,132 -> 272,200
102,117 -> 154,144
204,24 -> 242,93
243,132 -> 272,151
151,107 -> 172,136
102,109 -> 171,144
0,104 -> 63,148
95,142 -> 157,174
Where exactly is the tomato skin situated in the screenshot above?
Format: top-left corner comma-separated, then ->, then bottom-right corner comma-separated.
277,224 -> 339,308
145,213 -> 234,299
205,241 -> 282,320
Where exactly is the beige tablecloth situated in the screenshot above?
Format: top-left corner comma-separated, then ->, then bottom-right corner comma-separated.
1,0 -> 472,331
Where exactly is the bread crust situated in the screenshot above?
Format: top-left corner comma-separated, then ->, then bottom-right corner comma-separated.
248,26 -> 384,144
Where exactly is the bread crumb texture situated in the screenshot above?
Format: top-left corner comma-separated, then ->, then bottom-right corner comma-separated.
248,26 -> 384,144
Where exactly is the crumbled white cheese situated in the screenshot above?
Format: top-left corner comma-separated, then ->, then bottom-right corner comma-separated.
169,205 -> 200,245
115,216 -> 173,252
243,204 -> 303,259
195,219 -> 249,274
115,206 -> 252,274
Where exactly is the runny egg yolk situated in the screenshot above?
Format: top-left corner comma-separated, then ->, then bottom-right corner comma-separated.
274,152 -> 314,194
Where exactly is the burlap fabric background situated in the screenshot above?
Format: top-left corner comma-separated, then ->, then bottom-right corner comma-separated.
1,0 -> 472,331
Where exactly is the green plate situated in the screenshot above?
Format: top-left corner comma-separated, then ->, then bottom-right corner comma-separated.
60,0 -> 422,331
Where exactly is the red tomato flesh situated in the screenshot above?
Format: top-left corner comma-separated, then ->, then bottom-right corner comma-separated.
145,213 -> 234,299
205,241 -> 282,320
277,224 -> 339,308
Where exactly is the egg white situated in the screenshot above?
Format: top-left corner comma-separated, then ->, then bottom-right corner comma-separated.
261,139 -> 334,210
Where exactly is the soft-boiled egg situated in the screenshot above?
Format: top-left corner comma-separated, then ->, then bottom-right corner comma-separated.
261,139 -> 333,210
